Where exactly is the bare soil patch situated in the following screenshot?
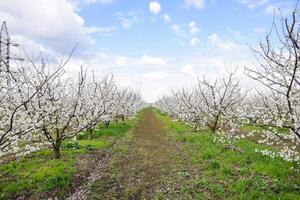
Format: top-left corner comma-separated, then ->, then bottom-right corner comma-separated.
88,109 -> 201,199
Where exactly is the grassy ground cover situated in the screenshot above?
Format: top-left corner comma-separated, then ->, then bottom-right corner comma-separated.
0,120 -> 133,200
1,109 -> 299,200
155,109 -> 300,199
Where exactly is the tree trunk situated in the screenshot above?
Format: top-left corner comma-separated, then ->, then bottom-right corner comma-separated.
121,115 -> 125,123
53,129 -> 61,159
211,115 -> 220,133
88,128 -> 93,140
194,125 -> 198,133
104,121 -> 110,128
53,145 -> 61,159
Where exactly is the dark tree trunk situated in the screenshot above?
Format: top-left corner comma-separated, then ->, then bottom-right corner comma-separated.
53,145 -> 61,159
53,129 -> 61,159
194,125 -> 198,133
88,128 -> 93,140
210,115 -> 220,133
104,121 -> 110,128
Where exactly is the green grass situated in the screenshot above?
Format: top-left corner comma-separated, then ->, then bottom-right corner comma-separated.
155,109 -> 300,199
0,150 -> 76,199
241,125 -> 290,134
77,139 -> 109,149
76,121 -> 131,140
0,119 -> 134,200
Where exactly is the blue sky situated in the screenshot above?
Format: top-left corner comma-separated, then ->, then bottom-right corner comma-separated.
0,0 -> 296,102
79,0 -> 271,56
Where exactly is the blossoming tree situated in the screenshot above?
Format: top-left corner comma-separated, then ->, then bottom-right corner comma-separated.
243,6 -> 300,161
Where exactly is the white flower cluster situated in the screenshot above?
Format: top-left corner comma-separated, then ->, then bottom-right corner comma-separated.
156,6 -> 300,164
156,72 -> 244,138
241,8 -> 300,162
1,55 -> 144,159
254,148 -> 300,163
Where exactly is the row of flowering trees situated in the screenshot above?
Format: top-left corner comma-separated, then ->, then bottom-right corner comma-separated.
0,49 -> 143,159
156,71 -> 246,149
156,7 -> 300,162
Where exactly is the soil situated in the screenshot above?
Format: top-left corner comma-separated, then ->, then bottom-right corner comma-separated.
85,109 -> 201,200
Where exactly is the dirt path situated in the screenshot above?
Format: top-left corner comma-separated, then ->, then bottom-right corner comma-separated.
87,109 -> 200,200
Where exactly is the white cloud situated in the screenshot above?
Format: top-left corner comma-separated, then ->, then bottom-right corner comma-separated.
226,27 -> 241,38
115,11 -> 141,29
181,64 -> 196,77
264,2 -> 295,16
163,14 -> 171,24
12,35 -> 55,56
171,24 -> 183,34
208,33 -> 239,51
121,19 -> 132,28
0,0 -> 95,54
149,1 -> 162,15
190,37 -> 200,46
97,0 -> 113,4
254,27 -> 267,34
86,48 -> 255,103
0,0 -> 260,104
189,21 -> 200,34
184,0 -> 205,10
76,0 -> 114,5
115,56 -> 130,66
144,71 -> 168,80
237,0 -> 293,16
96,52 -> 109,60
70,0 -> 115,9
237,0 -> 269,9
141,55 -> 166,66
264,5 -> 276,15
115,55 -> 167,66
85,26 -> 117,35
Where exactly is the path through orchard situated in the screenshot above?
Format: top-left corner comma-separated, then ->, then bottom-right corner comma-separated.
85,109 -> 202,199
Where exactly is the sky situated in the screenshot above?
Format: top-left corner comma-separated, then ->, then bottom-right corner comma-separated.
0,0 -> 296,102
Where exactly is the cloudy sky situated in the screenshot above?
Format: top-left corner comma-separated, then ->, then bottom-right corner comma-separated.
0,0 -> 296,102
